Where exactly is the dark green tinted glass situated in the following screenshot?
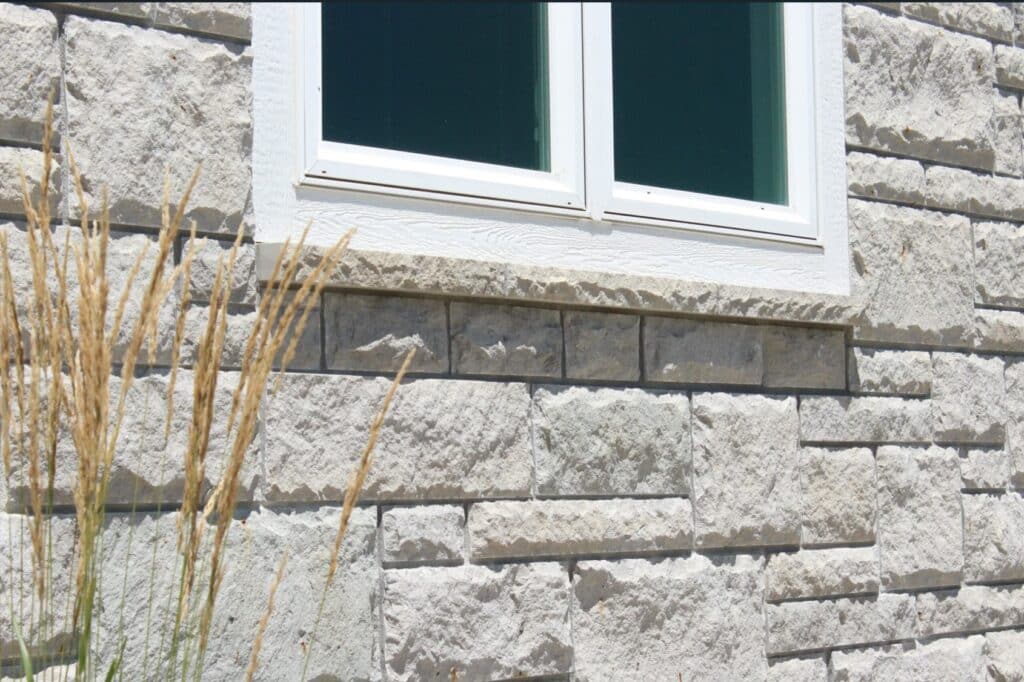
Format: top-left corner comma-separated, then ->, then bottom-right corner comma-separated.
612,3 -> 787,204
322,2 -> 550,172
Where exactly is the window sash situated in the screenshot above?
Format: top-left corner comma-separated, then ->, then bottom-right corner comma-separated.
301,2 -> 819,242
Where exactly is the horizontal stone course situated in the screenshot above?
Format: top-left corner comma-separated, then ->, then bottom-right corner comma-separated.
829,636 -> 988,681
382,505 -> 465,566
916,584 -> 1024,636
799,396 -> 932,444
766,547 -> 879,602
563,310 -> 639,381
450,301 -> 561,378
765,594 -> 916,655
762,326 -> 846,390
924,165 -> 1024,222
532,385 -> 690,497
847,347 -> 932,396
467,498 -> 692,561
846,151 -> 925,204
153,2 -> 251,42
644,316 -> 762,385
902,2 -> 1014,41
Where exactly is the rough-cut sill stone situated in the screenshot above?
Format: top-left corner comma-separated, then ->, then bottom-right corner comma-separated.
256,245 -> 858,326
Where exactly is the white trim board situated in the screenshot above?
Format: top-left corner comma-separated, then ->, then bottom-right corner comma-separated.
252,3 -> 851,296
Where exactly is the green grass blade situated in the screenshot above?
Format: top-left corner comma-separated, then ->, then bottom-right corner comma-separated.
14,620 -> 34,682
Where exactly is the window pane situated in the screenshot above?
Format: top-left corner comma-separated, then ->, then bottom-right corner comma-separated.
612,2 -> 787,205
321,2 -> 550,172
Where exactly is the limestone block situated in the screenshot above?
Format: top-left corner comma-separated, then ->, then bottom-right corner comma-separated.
830,636 -> 988,682
931,353 -> 1006,444
924,165 -> 1024,221
993,90 -> 1022,178
382,505 -> 464,566
265,375 -> 532,501
64,17 -> 251,233
963,492 -> 1024,582
765,594 -> 916,655
1005,361 -> 1024,486
876,445 -> 963,589
324,293 -> 448,373
800,447 -> 876,545
917,584 -> 1024,636
996,45 -> 1024,89
847,348 -> 932,396
0,5 -> 58,145
768,656 -> 827,682
644,317 -> 762,385
799,396 -> 932,444
48,3 -> 150,19
762,325 -> 846,390
572,556 -> 766,681
973,308 -> 1024,352
766,547 -> 880,602
961,448 -> 1009,490
532,385 -> 690,497
974,221 -> 1024,308
903,2 -> 1014,41
563,310 -> 639,381
467,498 -> 692,561
183,236 -> 257,305
844,5 -> 996,170
153,3 -> 251,42
383,563 -> 572,681
848,201 -> 975,346
985,629 -> 1024,681
846,151 -> 926,204
691,393 -> 800,548
0,146 -> 59,217
450,302 -> 561,377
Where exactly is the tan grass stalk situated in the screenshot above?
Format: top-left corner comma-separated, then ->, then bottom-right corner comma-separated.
244,552 -> 287,682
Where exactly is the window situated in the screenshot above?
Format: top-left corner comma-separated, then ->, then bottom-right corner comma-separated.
301,2 -> 825,241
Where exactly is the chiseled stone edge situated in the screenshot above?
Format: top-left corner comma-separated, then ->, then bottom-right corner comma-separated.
256,245 -> 859,326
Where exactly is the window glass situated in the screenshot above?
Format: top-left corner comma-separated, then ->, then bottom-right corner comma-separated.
611,2 -> 787,204
321,2 -> 550,172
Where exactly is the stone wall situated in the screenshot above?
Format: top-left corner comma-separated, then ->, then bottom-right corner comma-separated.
4,1 -> 1024,680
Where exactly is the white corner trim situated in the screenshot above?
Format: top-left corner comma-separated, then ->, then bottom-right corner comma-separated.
253,3 -> 850,296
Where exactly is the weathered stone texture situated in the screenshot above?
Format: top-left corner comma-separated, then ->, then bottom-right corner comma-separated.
846,151 -> 925,204
383,563 -> 571,681
829,636 -> 988,682
800,447 -> 876,545
532,385 -> 690,497
468,498 -> 692,560
1005,361 -> 1024,486
985,629 -> 1024,681
382,505 -> 464,566
917,584 -> 1024,636
153,3 -> 251,42
974,221 -> 1024,308
844,5 -> 996,170
768,656 -> 827,682
0,5 -> 58,145
799,396 -> 932,444
48,3 -> 151,19
0,146 -> 59,217
64,17 -> 251,233
266,375 -> 532,501
765,594 -> 916,655
961,448 -> 1010,490
766,547 -> 879,602
924,165 -> 1024,221
847,347 -> 932,396
996,45 -> 1024,89
325,293 -> 448,373
877,446 -> 963,590
692,393 -> 800,548
848,201 -> 975,346
644,317 -> 762,385
931,353 -> 1006,443
903,2 -> 1014,41
974,308 -> 1024,352
572,556 -> 766,681
184,236 -> 257,305
563,310 -> 639,381
993,89 -> 1023,177
450,302 -> 561,377
762,325 -> 846,390
963,492 -> 1024,583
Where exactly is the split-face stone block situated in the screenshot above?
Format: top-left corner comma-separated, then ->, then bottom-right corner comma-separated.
985,629 -> 1024,681
1005,361 -> 1024,486
153,3 -> 252,42
0,146 -> 59,217
64,17 -> 251,234
450,302 -> 561,377
829,636 -> 988,682
184,236 -> 257,306
47,3 -> 151,19
532,385 -> 690,497
993,90 -> 1022,178
691,393 -> 800,548
847,347 -> 932,396
846,151 -> 925,204
876,445 -> 963,590
902,2 -> 1014,41
931,353 -> 1006,444
996,45 -> 1024,89
324,293 -> 448,373
382,505 -> 465,566
265,375 -> 533,502
800,447 -> 876,545
467,498 -> 692,561
917,584 -> 1024,636
768,656 -> 827,682
848,200 -> 975,346
563,310 -> 640,381
963,492 -> 1024,583
973,308 -> 1024,352
572,556 -> 766,681
762,325 -> 846,390
0,5 -> 58,145
974,222 -> 1024,308
383,563 -> 572,681
766,547 -> 880,602
799,396 -> 932,444
765,594 -> 916,655
961,448 -> 1009,490
644,317 -> 762,385
844,5 -> 996,170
